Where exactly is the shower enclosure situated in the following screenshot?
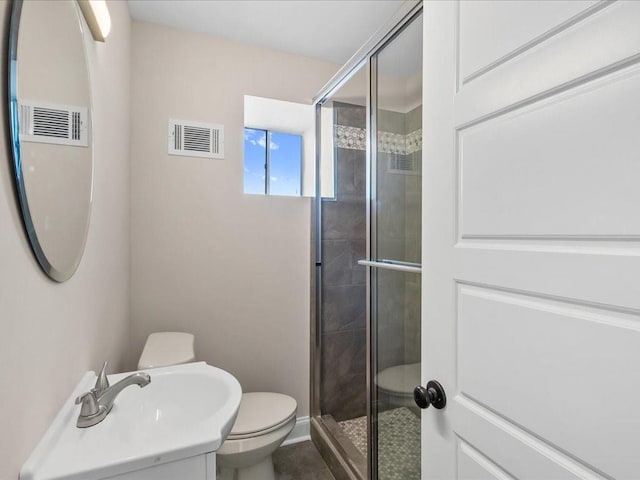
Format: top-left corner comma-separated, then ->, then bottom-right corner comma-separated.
311,3 -> 423,479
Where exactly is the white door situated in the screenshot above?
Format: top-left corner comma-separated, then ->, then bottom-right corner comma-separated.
421,1 -> 640,478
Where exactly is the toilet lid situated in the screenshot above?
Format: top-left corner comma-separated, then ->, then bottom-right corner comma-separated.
229,392 -> 297,437
377,362 -> 421,394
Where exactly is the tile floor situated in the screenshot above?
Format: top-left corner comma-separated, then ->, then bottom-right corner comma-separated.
339,407 -> 421,480
273,440 -> 335,480
274,409 -> 419,480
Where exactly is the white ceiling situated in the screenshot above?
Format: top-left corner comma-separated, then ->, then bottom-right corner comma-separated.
128,0 -> 405,66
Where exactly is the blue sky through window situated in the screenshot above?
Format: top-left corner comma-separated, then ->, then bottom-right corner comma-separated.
244,128 -> 302,196
243,128 -> 266,195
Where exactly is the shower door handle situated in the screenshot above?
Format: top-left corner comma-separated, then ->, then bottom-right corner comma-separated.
413,380 -> 447,409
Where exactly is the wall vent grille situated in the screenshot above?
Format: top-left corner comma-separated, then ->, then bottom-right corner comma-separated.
388,154 -> 419,175
168,119 -> 224,159
19,101 -> 88,147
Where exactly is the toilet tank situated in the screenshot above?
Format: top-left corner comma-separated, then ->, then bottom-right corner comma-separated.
137,332 -> 196,369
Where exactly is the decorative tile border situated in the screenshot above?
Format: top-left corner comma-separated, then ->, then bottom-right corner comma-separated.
378,131 -> 407,155
405,129 -> 422,154
334,125 -> 422,154
335,125 -> 366,150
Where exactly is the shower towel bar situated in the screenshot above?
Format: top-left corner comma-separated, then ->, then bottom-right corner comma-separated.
357,260 -> 422,273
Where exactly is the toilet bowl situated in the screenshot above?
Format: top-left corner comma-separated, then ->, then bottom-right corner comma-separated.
138,332 -> 297,480
216,392 -> 297,480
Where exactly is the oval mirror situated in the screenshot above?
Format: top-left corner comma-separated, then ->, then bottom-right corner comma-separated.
8,0 -> 93,282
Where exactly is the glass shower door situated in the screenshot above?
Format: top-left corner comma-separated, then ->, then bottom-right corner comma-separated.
368,12 -> 423,480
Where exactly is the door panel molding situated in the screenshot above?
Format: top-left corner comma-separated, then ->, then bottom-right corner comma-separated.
458,438 -> 516,480
459,0 -> 608,86
458,65 -> 640,239
457,284 -> 640,478
454,395 -> 607,480
456,1 -> 640,127
454,248 -> 640,312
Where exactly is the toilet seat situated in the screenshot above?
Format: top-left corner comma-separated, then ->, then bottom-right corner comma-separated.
227,392 -> 297,440
227,412 -> 297,440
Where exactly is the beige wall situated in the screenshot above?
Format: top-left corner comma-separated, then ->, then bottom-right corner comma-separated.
130,21 -> 337,416
0,1 -> 131,478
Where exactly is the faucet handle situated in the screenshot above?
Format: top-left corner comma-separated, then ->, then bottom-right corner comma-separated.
75,390 -> 99,417
94,361 -> 110,395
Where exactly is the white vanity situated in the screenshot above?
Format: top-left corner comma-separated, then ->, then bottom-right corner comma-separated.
20,362 -> 242,480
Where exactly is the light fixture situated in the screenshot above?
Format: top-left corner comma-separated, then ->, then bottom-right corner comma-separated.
78,0 -> 111,42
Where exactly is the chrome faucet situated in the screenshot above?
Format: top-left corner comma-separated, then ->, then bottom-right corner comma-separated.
75,362 -> 151,428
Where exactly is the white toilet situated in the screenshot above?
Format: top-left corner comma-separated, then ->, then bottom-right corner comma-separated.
377,362 -> 421,412
216,392 -> 296,480
138,332 -> 297,480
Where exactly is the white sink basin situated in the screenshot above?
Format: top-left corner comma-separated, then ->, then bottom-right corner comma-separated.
20,362 -> 242,480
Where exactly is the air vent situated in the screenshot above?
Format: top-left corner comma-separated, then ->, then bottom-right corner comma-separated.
168,119 -> 224,159
388,154 -> 419,175
19,101 -> 88,147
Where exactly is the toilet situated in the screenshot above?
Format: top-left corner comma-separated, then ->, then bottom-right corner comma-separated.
377,362 -> 421,412
138,332 -> 297,480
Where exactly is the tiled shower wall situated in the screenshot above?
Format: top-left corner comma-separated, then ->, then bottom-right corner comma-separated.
377,105 -> 422,372
403,106 -> 422,367
320,102 -> 368,422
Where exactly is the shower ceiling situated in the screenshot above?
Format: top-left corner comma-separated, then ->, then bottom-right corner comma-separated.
128,0 -> 405,66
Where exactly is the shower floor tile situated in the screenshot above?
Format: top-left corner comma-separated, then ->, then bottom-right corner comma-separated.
338,415 -> 367,456
338,407 -> 421,480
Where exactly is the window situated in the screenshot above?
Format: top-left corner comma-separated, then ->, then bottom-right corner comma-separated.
243,128 -> 302,196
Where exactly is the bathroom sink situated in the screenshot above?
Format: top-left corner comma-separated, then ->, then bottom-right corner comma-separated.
20,362 -> 242,480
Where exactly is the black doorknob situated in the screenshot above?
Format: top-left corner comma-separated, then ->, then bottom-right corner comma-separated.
413,380 -> 446,409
